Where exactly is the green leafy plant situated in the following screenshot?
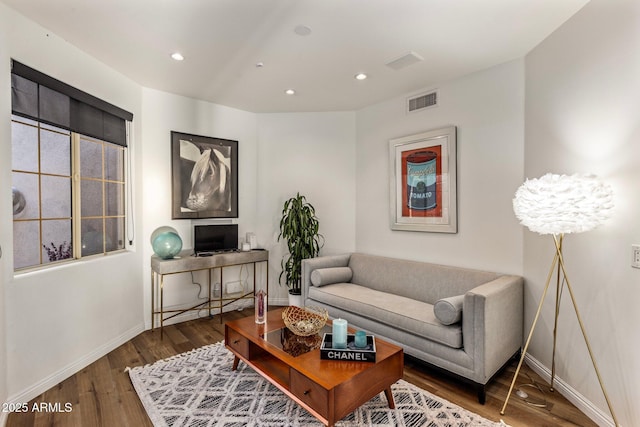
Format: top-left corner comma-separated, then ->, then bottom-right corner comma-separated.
278,193 -> 324,295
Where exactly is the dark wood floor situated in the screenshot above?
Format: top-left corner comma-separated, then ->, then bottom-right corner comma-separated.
7,308 -> 596,427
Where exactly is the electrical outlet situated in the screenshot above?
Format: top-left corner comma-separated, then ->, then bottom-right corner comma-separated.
226,281 -> 244,294
632,244 -> 640,269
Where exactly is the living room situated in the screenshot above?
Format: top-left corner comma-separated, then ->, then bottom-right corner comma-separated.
0,0 -> 638,426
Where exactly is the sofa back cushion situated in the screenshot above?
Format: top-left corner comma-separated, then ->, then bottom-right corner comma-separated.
434,295 -> 464,325
348,253 -> 499,304
310,267 -> 353,287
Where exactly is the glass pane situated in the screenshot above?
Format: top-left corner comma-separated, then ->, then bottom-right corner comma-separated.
11,120 -> 39,173
13,220 -> 40,269
105,145 -> 124,182
81,218 -> 104,256
105,182 -> 124,216
40,128 -> 71,176
81,180 -> 103,217
105,217 -> 125,252
42,220 -> 72,263
12,172 -> 39,220
80,138 -> 102,179
41,175 -> 71,218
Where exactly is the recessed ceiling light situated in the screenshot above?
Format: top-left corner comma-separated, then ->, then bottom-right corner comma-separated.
355,73 -> 368,80
285,89 -> 296,95
256,62 -> 264,68
171,52 -> 184,61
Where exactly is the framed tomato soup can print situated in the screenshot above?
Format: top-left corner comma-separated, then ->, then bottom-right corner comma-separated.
389,126 -> 457,233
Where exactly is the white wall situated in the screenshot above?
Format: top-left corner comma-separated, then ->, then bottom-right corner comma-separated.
140,103 -> 357,313
141,88 -> 260,325
257,112 -> 357,304
355,60 -> 524,274
0,3 -> 11,420
0,2 -> 145,404
524,0 -> 640,425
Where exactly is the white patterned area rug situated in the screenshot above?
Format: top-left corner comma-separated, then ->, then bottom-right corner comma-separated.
128,341 -> 505,427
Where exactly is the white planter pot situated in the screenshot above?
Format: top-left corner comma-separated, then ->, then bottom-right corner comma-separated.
288,292 -> 303,307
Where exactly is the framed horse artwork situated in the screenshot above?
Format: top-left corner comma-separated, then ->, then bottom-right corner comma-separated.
171,131 -> 238,219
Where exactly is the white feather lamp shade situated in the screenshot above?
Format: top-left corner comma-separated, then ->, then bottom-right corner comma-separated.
513,173 -> 614,235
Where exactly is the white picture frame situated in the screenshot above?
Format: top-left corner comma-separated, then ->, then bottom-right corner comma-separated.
389,126 -> 457,233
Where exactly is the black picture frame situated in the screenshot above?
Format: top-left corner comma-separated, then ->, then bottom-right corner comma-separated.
171,131 -> 238,219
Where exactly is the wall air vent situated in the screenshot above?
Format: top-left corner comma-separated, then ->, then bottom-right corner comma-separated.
406,90 -> 438,114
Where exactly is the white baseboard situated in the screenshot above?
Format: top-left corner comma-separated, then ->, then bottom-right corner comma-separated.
3,323 -> 145,410
524,354 -> 615,427
268,297 -> 288,307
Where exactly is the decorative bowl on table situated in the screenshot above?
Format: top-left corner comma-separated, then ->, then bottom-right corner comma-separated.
282,305 -> 328,336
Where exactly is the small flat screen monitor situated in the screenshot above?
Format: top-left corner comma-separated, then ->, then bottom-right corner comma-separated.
194,224 -> 238,254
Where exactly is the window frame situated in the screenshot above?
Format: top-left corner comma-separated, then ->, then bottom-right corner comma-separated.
11,114 -> 128,273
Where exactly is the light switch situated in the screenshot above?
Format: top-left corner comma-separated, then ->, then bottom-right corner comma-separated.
632,244 -> 640,269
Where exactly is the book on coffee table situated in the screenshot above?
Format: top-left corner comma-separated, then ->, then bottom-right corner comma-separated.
320,333 -> 376,362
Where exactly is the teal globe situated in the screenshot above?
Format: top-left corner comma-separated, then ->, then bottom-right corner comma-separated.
152,231 -> 183,259
150,226 -> 178,245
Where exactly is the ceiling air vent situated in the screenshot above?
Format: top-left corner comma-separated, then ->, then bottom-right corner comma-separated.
407,90 -> 438,114
386,51 -> 424,70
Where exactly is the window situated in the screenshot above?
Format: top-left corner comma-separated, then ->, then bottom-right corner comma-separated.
12,117 -> 72,268
10,60 -> 133,271
11,116 -> 127,270
78,133 -> 126,257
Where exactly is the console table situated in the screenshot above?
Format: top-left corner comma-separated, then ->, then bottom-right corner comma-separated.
151,249 -> 269,337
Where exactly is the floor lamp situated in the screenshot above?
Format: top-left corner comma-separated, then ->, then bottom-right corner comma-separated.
500,173 -> 619,427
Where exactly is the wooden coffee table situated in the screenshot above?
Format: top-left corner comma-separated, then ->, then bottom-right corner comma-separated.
224,307 -> 403,427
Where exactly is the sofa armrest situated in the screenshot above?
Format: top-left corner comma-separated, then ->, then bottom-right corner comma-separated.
462,275 -> 523,383
301,254 -> 352,303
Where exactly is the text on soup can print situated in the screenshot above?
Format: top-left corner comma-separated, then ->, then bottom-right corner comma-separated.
406,151 -> 437,210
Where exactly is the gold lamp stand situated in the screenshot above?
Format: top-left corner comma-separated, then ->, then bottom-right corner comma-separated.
500,234 -> 619,427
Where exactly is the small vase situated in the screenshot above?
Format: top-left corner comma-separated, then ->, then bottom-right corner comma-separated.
255,289 -> 266,324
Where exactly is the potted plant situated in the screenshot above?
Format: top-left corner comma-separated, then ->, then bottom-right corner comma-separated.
278,192 -> 324,306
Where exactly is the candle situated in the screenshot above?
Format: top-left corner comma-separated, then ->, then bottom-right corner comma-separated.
354,330 -> 367,348
332,318 -> 348,349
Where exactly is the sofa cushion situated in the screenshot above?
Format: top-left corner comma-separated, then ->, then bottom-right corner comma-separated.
434,295 -> 464,325
347,253 -> 499,305
308,283 -> 462,349
310,267 -> 353,287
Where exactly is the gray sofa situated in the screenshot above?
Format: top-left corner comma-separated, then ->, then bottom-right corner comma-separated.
301,253 -> 523,403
